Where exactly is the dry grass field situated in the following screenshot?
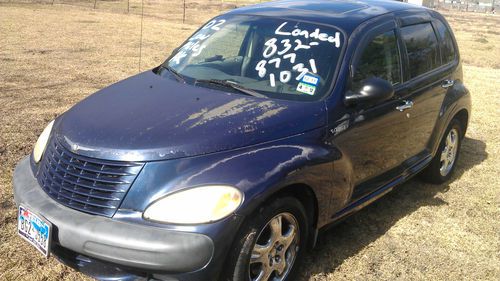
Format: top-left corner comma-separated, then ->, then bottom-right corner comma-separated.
0,2 -> 499,280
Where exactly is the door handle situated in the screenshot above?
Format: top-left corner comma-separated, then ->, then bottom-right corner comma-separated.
396,100 -> 414,112
441,79 -> 455,89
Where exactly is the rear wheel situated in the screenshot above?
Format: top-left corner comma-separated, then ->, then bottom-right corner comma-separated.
420,119 -> 463,184
223,197 -> 309,281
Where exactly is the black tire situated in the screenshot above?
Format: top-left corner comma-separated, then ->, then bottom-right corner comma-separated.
420,119 -> 463,184
222,197 -> 309,281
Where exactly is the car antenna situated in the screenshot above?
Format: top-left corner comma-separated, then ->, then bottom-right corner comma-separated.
138,0 -> 144,72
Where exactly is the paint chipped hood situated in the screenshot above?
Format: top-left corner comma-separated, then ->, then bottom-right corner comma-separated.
54,71 -> 327,161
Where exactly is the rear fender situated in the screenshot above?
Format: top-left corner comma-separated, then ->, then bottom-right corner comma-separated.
428,77 -> 471,156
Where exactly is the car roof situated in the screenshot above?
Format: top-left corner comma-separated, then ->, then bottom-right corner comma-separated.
226,0 -> 428,33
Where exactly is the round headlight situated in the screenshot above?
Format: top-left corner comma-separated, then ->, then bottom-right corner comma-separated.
143,185 -> 243,224
33,120 -> 54,163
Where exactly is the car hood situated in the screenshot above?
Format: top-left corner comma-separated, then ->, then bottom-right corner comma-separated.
54,70 -> 326,161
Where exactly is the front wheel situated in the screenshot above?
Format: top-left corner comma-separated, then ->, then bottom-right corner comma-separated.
222,197 -> 309,281
420,119 -> 463,184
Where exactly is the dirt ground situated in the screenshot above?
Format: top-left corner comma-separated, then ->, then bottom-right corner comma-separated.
0,2 -> 499,281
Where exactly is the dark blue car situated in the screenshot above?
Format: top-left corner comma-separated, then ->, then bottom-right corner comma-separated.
13,0 -> 470,280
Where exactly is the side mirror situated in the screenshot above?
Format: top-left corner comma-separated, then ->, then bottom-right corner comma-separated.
344,77 -> 394,107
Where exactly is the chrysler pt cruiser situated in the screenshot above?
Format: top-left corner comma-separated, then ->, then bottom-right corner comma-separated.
13,0 -> 470,280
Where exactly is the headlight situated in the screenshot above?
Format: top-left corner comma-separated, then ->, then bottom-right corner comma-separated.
33,120 -> 54,163
143,185 -> 243,224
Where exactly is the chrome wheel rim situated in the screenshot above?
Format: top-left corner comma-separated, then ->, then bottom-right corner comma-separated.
248,212 -> 300,281
440,128 -> 459,177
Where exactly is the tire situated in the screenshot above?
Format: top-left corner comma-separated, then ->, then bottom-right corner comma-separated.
222,197 -> 309,281
420,119 -> 463,184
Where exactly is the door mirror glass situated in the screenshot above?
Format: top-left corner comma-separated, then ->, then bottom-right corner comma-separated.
344,77 -> 394,107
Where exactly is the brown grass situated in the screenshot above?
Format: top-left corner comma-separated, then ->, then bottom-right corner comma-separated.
0,3 -> 499,281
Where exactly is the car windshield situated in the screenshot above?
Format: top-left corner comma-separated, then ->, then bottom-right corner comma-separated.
161,15 -> 345,101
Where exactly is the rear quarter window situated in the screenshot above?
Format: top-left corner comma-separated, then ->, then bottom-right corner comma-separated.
400,23 -> 440,78
433,20 -> 456,65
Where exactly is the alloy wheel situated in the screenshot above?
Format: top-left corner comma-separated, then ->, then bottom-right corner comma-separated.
439,128 -> 459,177
248,212 -> 300,281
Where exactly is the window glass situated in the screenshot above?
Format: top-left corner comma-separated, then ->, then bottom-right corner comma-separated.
187,24 -> 249,65
353,30 -> 401,89
164,15 -> 345,101
400,23 -> 440,78
434,20 -> 456,64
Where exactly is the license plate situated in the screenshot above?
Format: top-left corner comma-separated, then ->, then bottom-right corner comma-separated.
17,205 -> 52,257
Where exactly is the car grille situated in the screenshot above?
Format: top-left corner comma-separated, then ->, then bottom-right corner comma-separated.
36,138 -> 143,217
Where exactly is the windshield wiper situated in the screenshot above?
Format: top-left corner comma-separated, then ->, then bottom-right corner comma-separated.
195,79 -> 268,99
162,65 -> 185,83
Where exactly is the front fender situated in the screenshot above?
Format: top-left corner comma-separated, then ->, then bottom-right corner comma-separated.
120,127 -> 338,228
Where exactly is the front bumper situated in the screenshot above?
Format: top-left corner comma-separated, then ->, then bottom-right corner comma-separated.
13,156 -> 215,279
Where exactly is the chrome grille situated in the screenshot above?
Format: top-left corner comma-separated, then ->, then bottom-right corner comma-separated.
36,138 -> 143,217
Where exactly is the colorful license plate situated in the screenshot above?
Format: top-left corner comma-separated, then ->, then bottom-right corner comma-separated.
17,205 -> 51,257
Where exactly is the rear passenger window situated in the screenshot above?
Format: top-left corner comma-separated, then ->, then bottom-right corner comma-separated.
353,30 -> 401,88
400,23 -> 440,78
434,20 -> 456,64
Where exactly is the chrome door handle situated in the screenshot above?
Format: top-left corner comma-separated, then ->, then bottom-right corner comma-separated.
441,79 -> 455,89
396,100 -> 414,112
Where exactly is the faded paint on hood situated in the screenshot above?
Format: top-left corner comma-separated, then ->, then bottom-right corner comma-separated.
54,71 -> 327,161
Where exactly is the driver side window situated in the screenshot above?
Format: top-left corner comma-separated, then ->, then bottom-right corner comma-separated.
352,30 -> 401,90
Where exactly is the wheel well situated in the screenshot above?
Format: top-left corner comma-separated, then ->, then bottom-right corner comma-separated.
453,109 -> 469,138
266,183 -> 319,229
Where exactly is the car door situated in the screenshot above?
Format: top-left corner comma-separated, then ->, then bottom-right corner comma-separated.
396,18 -> 453,163
332,20 -> 411,201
